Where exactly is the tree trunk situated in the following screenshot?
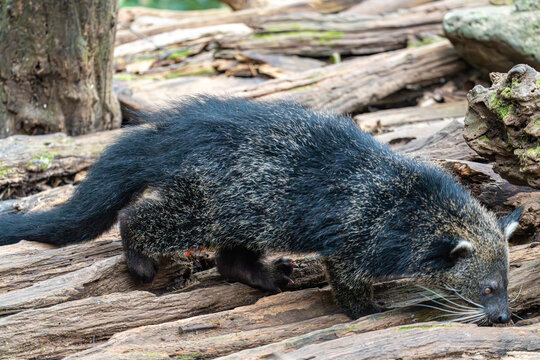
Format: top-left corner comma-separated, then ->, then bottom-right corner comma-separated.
0,0 -> 121,138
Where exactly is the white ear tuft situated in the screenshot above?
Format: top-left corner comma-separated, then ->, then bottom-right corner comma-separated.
450,240 -> 474,258
499,207 -> 523,241
504,221 -> 519,241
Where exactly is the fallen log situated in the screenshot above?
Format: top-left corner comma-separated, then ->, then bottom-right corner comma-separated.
218,12 -> 443,57
3,243 -> 536,360
0,130 -> 121,200
345,0 -> 488,15
354,101 -> 467,132
64,288 -> 345,360
397,119 -> 477,161
237,41 -> 466,114
114,23 -> 253,58
0,253 -> 199,315
115,0 -> 359,45
0,234 -> 121,294
0,283 -> 265,359
261,322 -> 540,360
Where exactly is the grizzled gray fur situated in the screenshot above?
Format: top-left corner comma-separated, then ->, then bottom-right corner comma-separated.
0,96 -> 522,323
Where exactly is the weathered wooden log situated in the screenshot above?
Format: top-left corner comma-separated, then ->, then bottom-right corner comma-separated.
114,23 -> 253,58
354,101 -> 467,132
345,0 -> 488,15
344,0 -> 431,14
62,288 -> 345,360
398,119 -> 478,161
218,12 -> 443,57
374,118 -> 456,148
0,130 -> 121,200
0,234 -> 121,294
2,243 -> 536,360
0,283 -> 266,359
0,252 -> 201,315
214,51 -> 325,78
115,0 -> 359,44
463,64 -> 540,189
237,41 -> 465,114
257,322 -> 540,360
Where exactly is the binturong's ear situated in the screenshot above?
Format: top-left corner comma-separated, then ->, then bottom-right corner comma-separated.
498,207 -> 523,241
426,238 -> 474,270
449,240 -> 474,262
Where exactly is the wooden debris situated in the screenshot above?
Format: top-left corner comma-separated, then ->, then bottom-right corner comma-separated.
114,23 -> 253,58
115,0 -> 359,45
0,283 -> 264,359
219,11 -> 444,57
0,130 -> 121,200
355,101 -> 467,132
263,322 -> 540,360
237,41 -> 465,114
345,0 -> 488,15
0,235 -> 121,294
64,288 -> 345,360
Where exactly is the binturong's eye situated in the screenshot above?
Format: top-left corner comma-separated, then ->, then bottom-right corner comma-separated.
483,287 -> 492,295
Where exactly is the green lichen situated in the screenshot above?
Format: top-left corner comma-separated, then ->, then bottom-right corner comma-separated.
131,55 -> 156,63
525,146 -> 540,159
501,80 -> 519,97
163,69 -> 216,79
253,30 -> 343,45
167,49 -> 192,61
488,93 -> 512,119
114,73 -> 137,81
292,83 -> 317,91
407,36 -> 446,48
479,135 -> 490,143
173,353 -> 205,360
398,324 -> 453,332
536,77 -> 540,87
25,152 -> 55,172
0,163 -> 14,178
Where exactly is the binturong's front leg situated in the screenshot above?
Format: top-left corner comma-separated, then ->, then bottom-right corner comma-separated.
324,257 -> 379,319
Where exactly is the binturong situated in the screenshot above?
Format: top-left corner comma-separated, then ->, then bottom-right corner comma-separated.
0,96 -> 523,324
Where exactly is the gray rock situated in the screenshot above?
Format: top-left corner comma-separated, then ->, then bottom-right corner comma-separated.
443,3 -> 540,72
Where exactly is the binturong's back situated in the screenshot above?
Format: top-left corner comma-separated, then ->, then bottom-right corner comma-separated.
0,96 -> 523,323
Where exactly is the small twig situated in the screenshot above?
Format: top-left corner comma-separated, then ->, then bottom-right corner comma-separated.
178,324 -> 219,333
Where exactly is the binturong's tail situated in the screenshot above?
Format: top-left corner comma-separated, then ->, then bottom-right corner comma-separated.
0,126 -> 157,246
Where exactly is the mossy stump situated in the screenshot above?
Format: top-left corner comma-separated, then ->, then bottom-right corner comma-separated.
464,64 -> 540,189
0,1 -> 121,138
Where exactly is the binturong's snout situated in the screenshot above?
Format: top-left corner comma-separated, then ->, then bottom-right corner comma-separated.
488,307 -> 512,324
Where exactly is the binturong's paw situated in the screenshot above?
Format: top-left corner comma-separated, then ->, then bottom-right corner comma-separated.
270,257 -> 299,290
125,249 -> 158,283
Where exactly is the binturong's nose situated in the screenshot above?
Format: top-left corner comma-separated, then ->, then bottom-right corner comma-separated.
490,309 -> 511,324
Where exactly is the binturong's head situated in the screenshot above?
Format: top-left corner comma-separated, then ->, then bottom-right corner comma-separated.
415,203 -> 524,325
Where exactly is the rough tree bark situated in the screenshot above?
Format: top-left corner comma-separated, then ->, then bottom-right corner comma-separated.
0,0 -> 121,138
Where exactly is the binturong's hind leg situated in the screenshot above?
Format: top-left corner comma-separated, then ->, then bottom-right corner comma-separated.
119,206 -> 160,283
216,246 -> 296,293
324,257 -> 378,319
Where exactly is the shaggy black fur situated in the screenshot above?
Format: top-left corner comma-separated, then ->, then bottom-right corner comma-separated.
0,96 -> 521,321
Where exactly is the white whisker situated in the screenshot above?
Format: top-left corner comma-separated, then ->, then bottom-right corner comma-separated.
509,285 -> 522,304
444,313 -> 486,323
414,303 -> 477,315
417,285 -> 479,310
443,286 -> 484,308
